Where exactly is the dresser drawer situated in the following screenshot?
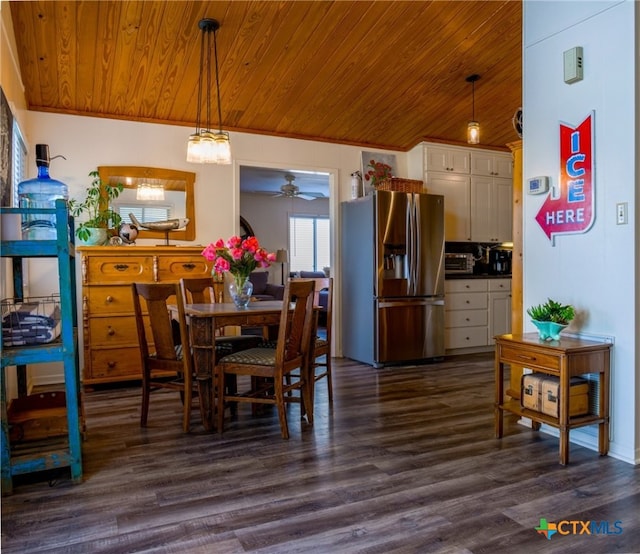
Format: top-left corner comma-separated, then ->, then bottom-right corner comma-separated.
445,309 -> 487,328
445,326 -> 487,349
86,347 -> 144,382
446,292 -> 487,311
88,315 -> 150,347
498,343 -> 561,372
157,256 -> 210,281
85,256 -> 153,284
86,286 -> 137,315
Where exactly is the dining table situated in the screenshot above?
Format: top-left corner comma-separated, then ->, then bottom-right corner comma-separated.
174,301 -> 316,432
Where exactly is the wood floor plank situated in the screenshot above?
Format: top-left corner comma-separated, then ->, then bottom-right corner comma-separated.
2,353 -> 638,553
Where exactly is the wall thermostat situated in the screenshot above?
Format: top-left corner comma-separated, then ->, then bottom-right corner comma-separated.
528,176 -> 550,194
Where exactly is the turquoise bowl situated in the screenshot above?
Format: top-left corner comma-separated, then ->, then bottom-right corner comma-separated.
531,320 -> 567,341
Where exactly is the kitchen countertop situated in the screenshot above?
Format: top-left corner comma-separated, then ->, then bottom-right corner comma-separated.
445,273 -> 511,280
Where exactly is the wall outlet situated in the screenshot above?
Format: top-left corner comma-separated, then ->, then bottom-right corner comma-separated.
616,202 -> 628,225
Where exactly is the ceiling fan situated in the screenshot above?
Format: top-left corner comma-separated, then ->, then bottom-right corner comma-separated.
273,174 -> 321,201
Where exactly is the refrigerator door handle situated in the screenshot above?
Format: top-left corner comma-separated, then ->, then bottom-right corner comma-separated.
413,194 -> 421,296
406,194 -> 413,293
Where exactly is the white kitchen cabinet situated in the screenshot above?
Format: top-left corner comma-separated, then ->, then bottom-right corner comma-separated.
470,151 -> 513,178
424,145 -> 470,174
425,173 -> 471,242
445,278 -> 511,351
470,176 -> 513,242
488,279 -> 512,343
444,279 -> 488,350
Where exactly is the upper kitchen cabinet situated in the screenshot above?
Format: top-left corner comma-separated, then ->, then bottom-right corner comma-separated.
470,152 -> 513,179
471,176 -> 513,243
425,173 -> 471,242
424,145 -> 470,174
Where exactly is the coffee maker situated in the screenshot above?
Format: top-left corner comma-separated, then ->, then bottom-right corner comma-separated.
489,249 -> 512,275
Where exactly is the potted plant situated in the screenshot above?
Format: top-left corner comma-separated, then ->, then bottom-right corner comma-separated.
69,170 -> 123,245
527,298 -> 575,341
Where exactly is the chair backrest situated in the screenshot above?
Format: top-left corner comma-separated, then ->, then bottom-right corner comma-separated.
131,282 -> 191,368
315,277 -> 333,342
180,277 -> 215,304
275,279 -> 316,370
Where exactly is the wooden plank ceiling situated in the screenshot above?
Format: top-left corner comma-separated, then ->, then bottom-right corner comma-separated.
10,1 -> 522,151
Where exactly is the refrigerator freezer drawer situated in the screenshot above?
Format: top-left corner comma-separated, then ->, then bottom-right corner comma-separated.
376,299 -> 444,364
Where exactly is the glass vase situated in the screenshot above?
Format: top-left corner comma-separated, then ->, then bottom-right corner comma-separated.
229,276 -> 253,308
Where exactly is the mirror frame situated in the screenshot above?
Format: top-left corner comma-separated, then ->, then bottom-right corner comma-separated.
98,165 -> 196,241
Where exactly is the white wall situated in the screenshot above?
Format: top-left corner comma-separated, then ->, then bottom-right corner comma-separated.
524,0 -> 637,462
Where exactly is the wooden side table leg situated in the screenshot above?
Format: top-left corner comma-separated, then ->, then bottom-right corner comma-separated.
494,355 -> 504,438
559,364 -> 570,465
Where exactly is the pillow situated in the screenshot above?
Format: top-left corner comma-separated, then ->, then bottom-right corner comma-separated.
299,271 -> 325,278
249,271 -> 268,294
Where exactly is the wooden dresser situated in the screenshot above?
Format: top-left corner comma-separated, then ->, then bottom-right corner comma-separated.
77,246 -> 210,386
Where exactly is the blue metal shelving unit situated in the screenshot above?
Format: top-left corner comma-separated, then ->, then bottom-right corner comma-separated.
1,200 -> 82,494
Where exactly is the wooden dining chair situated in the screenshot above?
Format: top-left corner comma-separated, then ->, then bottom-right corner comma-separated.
131,282 -> 197,433
310,277 -> 334,403
215,279 -> 316,439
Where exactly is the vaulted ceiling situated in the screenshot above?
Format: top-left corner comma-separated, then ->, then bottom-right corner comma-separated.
9,0 -> 522,152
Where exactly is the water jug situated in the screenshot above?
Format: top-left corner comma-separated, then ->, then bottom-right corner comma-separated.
17,144 -> 68,240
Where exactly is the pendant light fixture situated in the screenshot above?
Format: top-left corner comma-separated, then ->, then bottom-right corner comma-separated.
466,74 -> 480,145
186,18 -> 231,164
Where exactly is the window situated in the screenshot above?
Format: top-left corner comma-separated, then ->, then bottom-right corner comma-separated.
12,122 -> 27,206
116,205 -> 171,224
289,215 -> 329,272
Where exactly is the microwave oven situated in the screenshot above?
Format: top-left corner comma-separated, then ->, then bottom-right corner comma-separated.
445,253 -> 474,274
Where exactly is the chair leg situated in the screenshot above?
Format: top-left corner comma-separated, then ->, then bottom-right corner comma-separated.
302,376 -> 314,426
216,366 -> 226,434
140,369 -> 150,427
274,379 -> 289,439
325,356 -> 333,403
182,372 -> 192,433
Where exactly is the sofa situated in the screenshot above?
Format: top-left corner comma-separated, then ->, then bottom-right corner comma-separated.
248,271 -> 285,301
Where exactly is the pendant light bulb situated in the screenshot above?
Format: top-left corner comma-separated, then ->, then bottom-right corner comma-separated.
466,74 -> 481,145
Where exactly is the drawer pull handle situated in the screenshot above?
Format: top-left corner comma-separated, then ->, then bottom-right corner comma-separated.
182,263 -> 196,270
106,296 -> 114,303
465,318 -> 470,321
517,354 -> 536,361
107,327 -> 115,336
107,361 -> 116,368
114,264 -> 129,271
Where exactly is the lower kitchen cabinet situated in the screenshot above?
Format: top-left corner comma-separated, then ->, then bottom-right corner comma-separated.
77,246 -> 211,386
445,278 -> 511,352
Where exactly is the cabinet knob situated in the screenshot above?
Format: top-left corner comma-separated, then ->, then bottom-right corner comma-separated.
106,296 -> 113,303
114,264 -> 129,271
182,263 -> 196,270
107,361 -> 116,368
107,327 -> 115,336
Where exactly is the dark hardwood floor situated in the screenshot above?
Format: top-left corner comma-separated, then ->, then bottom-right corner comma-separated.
2,353 -> 639,553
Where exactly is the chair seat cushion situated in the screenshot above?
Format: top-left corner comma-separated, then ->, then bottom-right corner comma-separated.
219,347 -> 276,366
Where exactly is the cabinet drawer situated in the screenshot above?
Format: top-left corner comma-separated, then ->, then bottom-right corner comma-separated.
157,256 -> 210,281
86,256 -> 153,284
498,344 -> 561,372
446,292 -> 487,311
86,347 -> 143,381
445,310 -> 487,328
446,326 -> 487,349
445,279 -> 487,293
86,286 -> 137,315
88,316 -> 150,347
489,279 -> 511,292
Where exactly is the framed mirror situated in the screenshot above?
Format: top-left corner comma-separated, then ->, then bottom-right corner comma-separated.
98,166 -> 196,241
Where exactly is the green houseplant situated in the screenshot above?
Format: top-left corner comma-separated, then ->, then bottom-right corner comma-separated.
527,298 -> 575,340
69,170 -> 123,244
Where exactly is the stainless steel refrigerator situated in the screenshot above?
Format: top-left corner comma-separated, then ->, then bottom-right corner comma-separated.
341,190 -> 445,367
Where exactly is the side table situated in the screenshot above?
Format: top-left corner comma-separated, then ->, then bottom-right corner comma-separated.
494,333 -> 611,465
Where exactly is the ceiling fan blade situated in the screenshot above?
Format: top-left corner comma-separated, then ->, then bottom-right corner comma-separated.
297,194 -> 316,201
